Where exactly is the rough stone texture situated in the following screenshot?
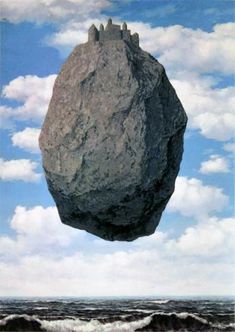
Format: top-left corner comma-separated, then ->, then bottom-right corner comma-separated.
39,37 -> 187,241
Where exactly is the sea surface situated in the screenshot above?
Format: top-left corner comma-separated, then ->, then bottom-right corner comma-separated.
0,297 -> 234,331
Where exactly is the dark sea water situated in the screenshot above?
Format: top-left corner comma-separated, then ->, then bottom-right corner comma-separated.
0,297 -> 234,331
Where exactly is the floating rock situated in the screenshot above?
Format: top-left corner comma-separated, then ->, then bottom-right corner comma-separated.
39,19 -> 187,241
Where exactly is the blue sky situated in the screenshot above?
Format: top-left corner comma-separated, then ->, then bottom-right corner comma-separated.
0,0 -> 234,296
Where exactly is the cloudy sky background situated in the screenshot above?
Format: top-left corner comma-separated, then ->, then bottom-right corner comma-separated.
0,0 -> 234,297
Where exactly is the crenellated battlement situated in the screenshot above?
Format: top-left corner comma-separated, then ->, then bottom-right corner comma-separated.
88,18 -> 139,47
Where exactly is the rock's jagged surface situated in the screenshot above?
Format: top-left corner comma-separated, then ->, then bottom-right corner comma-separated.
39,20 -> 187,241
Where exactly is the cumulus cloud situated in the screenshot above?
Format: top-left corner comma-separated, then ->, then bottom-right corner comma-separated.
131,22 -> 235,75
171,76 -> 235,141
0,158 -> 41,182
167,217 -> 235,257
1,75 -> 56,126
0,0 -> 110,56
167,176 -> 228,219
0,204 -> 234,296
199,154 -> 230,174
0,205 -> 82,257
3,250 -> 233,297
46,18 -> 105,51
11,127 -> 40,153
0,0 -> 110,24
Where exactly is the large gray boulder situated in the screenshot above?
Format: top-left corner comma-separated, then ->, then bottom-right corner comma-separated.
39,20 -> 187,241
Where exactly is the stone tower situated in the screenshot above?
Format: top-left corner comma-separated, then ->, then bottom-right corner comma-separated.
88,24 -> 98,42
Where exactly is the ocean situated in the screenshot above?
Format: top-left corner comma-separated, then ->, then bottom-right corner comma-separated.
0,297 -> 234,331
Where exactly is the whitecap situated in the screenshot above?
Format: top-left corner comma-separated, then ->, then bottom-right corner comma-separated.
41,315 -> 152,332
147,299 -> 170,304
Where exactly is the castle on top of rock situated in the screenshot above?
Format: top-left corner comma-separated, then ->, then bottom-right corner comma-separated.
88,18 -> 139,47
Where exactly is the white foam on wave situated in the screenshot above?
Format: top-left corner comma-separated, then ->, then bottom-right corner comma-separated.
228,322 -> 235,327
176,312 -> 209,324
147,299 -> 170,304
124,308 -> 155,314
41,315 -> 152,332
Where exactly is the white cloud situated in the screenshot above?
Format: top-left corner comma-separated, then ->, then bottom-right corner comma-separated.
167,217 -> 235,257
1,75 -> 56,125
171,76 -> 235,141
199,154 -> 230,174
0,206 -> 234,296
130,22 -> 235,75
11,127 -> 40,153
0,158 -> 41,182
46,18 -> 105,51
167,176 -> 228,219
0,205 -> 82,257
0,0 -> 110,24
0,0 -> 110,56
1,250 -> 234,296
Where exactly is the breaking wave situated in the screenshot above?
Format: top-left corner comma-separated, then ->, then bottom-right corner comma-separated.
0,314 -> 44,331
0,314 -> 151,332
0,312 -> 234,332
136,312 -> 234,331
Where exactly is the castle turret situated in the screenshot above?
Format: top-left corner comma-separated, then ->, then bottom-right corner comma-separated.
122,21 -> 131,42
99,23 -> 104,31
105,18 -> 112,30
122,22 -> 127,31
88,24 -> 98,42
131,32 -> 139,47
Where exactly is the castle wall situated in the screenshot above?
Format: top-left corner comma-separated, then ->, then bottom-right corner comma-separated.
88,21 -> 139,47
122,30 -> 131,42
99,29 -> 121,41
131,33 -> 139,47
